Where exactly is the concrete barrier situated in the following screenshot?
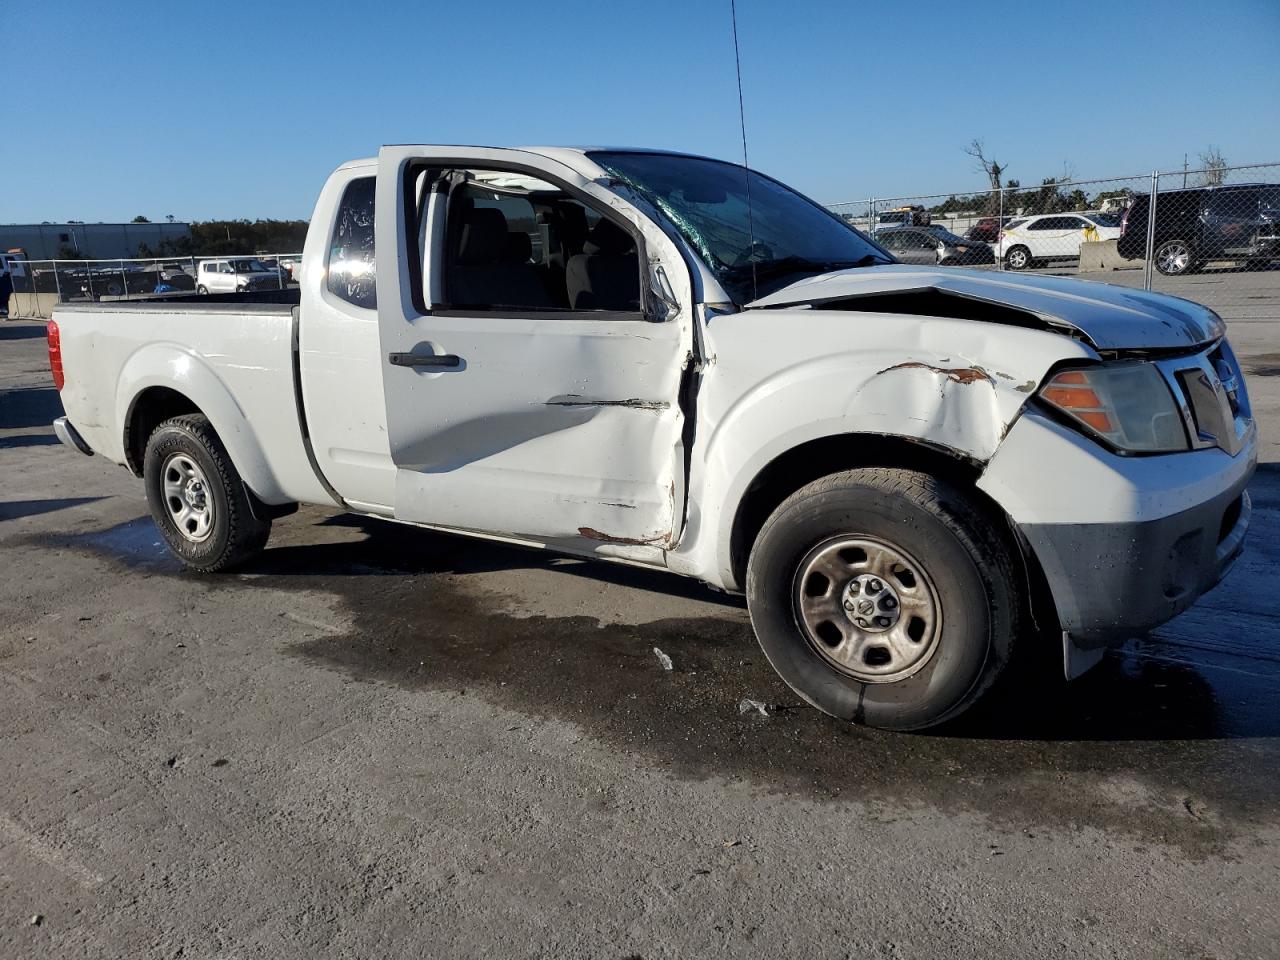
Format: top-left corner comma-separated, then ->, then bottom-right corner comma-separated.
1078,239 -> 1144,273
5,291 -> 57,320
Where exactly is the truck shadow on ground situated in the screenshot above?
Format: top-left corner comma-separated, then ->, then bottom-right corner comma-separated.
0,386 -> 64,429
53,506 -> 1280,855
0,324 -> 50,341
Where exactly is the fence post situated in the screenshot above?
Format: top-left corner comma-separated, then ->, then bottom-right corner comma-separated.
52,260 -> 63,305
997,187 -> 1005,271
119,259 -> 128,299
867,197 -> 874,235
1143,170 -> 1159,291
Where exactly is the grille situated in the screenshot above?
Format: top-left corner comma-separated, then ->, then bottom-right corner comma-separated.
1164,344 -> 1251,456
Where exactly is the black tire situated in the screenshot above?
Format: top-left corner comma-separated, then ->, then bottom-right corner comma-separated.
196,284 -> 208,295
745,468 -> 1022,731
143,414 -> 270,572
1004,245 -> 1031,270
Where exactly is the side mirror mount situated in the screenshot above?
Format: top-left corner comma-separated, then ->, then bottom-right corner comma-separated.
646,262 -> 680,323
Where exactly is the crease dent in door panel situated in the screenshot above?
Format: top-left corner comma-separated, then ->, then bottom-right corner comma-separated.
545,394 -> 670,412
396,405 -> 598,472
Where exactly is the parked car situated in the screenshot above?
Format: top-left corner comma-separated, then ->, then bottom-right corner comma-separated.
877,205 -> 931,227
996,213 -> 1122,270
139,262 -> 196,293
47,144 -> 1254,733
195,258 -> 282,294
965,216 -> 1015,243
875,226 -> 994,266
1117,183 -> 1280,276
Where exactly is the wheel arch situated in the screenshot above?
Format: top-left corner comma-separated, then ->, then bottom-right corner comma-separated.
725,432 -> 1061,647
116,347 -> 287,502
124,386 -> 201,475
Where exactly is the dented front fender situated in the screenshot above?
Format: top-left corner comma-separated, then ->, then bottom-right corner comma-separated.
669,306 -> 1095,589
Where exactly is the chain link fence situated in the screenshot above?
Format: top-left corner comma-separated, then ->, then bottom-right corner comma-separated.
4,253 -> 302,320
4,161 -> 1277,321
825,162 -> 1280,294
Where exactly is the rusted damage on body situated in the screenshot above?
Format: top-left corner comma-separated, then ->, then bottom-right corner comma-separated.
876,361 -> 994,386
546,394 -> 670,411
578,526 -> 669,546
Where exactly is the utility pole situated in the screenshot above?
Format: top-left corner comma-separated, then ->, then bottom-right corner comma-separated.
1183,154 -> 1188,188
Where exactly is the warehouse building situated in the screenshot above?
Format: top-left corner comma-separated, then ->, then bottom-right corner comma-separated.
0,221 -> 191,260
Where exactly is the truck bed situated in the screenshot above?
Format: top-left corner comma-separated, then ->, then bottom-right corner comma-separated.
51,288 -> 331,507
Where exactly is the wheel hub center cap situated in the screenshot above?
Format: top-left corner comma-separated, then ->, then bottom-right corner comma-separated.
184,480 -> 205,510
841,574 -> 901,633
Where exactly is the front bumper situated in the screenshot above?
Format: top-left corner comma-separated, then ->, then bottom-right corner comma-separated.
977,409 -> 1256,663
1019,478 -> 1251,646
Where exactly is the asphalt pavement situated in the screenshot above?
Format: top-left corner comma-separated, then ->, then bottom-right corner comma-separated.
1,292 -> 1278,958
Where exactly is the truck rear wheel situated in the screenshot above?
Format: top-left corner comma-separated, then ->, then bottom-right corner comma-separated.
745,468 -> 1022,731
143,414 -> 270,572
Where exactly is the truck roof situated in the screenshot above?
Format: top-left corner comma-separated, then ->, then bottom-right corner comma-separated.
338,146 -> 731,181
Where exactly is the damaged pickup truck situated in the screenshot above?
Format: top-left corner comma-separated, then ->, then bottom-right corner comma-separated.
48,146 -> 1255,730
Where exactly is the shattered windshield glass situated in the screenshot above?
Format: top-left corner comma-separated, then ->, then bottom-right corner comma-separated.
590,151 -> 891,303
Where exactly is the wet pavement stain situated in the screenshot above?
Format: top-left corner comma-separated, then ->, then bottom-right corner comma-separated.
43,508 -> 1280,858
1243,352 -> 1280,378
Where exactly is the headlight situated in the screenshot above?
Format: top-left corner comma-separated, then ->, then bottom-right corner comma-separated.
1038,362 -> 1188,453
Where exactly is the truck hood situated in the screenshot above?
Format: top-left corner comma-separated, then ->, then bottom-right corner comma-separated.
745,264 -> 1224,350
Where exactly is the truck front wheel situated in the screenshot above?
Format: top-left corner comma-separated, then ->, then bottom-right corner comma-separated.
143,414 -> 270,572
745,468 -> 1022,731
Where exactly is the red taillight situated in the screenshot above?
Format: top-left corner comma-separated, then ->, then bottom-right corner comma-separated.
47,321 -> 64,391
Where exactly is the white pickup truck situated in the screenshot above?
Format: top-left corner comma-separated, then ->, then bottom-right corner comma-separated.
47,146 -> 1256,730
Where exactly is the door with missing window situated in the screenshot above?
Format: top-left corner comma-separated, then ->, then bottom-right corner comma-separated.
373,146 -> 693,550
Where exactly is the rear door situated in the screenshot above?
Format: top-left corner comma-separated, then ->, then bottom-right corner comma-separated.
1024,217 -> 1069,258
373,146 -> 694,549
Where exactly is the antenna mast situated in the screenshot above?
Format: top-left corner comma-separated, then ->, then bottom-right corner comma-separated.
730,0 -> 757,300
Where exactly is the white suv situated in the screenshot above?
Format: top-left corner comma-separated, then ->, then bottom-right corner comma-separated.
195,258 -> 281,294
996,213 -> 1121,270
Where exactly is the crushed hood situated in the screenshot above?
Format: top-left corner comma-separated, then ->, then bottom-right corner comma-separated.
746,264 -> 1224,351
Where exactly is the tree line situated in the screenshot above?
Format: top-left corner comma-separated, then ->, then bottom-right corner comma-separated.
133,219 -> 310,258
919,141 -> 1232,217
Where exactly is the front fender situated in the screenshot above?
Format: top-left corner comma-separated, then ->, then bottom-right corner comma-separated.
116,343 -> 286,503
671,309 -> 1094,589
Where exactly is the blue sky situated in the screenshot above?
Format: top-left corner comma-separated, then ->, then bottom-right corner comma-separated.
5,0 -> 1278,223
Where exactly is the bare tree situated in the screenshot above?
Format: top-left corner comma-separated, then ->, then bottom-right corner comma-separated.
965,139 -> 1006,191
1198,146 -> 1228,187
965,140 -> 1005,215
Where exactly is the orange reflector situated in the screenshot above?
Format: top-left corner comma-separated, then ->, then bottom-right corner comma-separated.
1041,386 -> 1103,408
1050,370 -> 1089,385
1077,411 -> 1115,432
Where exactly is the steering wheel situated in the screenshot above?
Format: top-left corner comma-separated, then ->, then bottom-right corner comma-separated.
731,240 -> 774,266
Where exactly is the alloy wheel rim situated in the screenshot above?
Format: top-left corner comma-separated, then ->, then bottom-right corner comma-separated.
162,453 -> 215,543
1158,241 -> 1189,274
792,536 -> 942,683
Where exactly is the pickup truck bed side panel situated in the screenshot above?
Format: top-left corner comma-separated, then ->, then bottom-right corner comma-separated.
54,303 -> 333,506
668,308 -> 1094,590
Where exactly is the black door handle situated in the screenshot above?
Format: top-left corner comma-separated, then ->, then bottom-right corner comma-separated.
388,352 -> 462,369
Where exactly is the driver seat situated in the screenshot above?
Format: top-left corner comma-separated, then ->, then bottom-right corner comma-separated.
565,220 -> 640,311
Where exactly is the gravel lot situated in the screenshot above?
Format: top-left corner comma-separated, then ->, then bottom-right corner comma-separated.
1,275 -> 1278,958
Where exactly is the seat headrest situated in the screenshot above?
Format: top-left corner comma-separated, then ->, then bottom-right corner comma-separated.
457,207 -> 509,264
583,218 -> 635,256
503,231 -> 532,264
